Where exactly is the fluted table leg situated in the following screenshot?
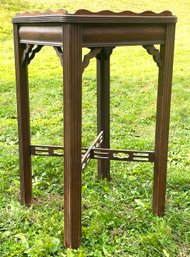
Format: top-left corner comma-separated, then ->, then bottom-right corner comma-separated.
63,24 -> 82,248
153,24 -> 176,216
14,24 -> 32,206
96,48 -> 113,180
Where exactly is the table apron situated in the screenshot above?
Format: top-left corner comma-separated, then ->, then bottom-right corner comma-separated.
18,23 -> 166,47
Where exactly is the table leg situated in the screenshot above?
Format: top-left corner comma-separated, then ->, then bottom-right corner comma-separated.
63,24 -> 82,248
96,48 -> 112,180
13,25 -> 32,206
153,24 -> 176,216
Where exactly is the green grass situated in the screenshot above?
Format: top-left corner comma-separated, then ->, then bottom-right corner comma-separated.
0,0 -> 190,256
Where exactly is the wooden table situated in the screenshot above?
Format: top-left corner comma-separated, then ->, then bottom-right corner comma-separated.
13,9 -> 177,248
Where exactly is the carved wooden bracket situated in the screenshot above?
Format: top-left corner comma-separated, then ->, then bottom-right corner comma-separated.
143,45 -> 162,68
53,46 -> 63,67
82,48 -> 102,73
22,44 -> 161,71
22,44 -> 43,65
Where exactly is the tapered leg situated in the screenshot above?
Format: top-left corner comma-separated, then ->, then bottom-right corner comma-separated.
13,25 -> 32,206
153,24 -> 176,216
96,48 -> 113,180
63,24 -> 82,248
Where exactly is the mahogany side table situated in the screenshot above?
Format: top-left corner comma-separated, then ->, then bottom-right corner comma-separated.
13,9 -> 177,248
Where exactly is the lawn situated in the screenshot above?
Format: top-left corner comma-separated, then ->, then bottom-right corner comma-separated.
0,0 -> 190,256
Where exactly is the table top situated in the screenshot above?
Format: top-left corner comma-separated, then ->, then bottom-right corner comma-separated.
13,10 -> 177,48
12,9 -> 177,24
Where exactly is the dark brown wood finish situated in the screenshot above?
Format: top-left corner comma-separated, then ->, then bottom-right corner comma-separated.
81,131 -> 103,171
13,12 -> 177,24
15,11 -> 177,47
96,48 -> 113,179
74,10 -> 173,16
30,144 -> 154,163
153,23 -> 176,216
63,24 -> 82,248
13,24 -> 32,206
18,23 -> 166,47
13,10 -> 177,249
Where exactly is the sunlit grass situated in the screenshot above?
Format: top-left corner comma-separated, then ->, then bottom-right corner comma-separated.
0,0 -> 190,256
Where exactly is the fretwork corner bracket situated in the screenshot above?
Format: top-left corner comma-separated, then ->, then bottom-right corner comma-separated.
53,46 -> 63,67
22,44 -> 63,67
143,45 -> 163,68
22,45 -> 104,70
22,44 -> 43,65
82,47 -> 102,73
81,47 -> 115,73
